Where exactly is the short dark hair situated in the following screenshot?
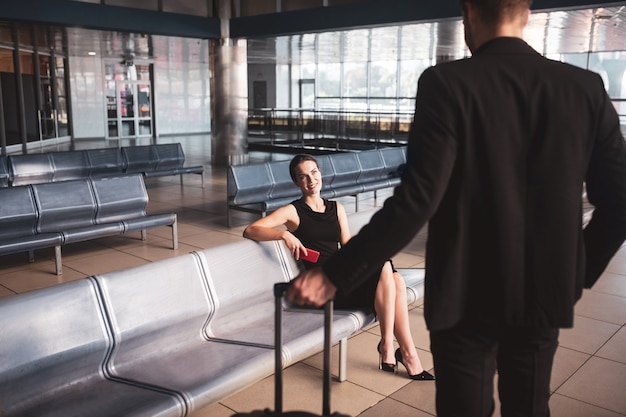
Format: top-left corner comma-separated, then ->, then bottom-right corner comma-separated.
459,0 -> 532,25
289,154 -> 319,183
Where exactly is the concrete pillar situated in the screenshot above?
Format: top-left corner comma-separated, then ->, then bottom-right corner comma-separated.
210,0 -> 249,166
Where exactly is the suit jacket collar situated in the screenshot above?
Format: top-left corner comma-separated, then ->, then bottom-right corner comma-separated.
474,37 -> 540,57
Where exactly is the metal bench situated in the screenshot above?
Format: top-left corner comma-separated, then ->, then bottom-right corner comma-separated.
227,147 -> 407,226
0,278 -> 185,417
6,143 -> 203,188
0,174 -> 177,275
0,234 -> 424,416
122,143 -> 205,187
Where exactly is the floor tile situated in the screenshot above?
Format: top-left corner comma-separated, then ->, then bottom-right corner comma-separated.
219,362 -> 384,416
559,315 -> 621,354
549,394 -> 625,417
575,289 -> 626,325
357,397 -> 433,417
550,346 -> 591,392
61,250 -> 150,276
596,326 -> 626,364
556,356 -> 626,414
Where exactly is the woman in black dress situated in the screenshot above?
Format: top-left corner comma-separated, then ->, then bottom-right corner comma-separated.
243,154 -> 434,380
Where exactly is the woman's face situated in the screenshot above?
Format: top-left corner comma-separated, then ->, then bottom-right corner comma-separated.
293,160 -> 322,195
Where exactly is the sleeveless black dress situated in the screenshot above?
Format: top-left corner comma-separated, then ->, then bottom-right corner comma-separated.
290,198 -> 380,311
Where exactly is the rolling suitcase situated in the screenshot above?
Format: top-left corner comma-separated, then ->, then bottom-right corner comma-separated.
232,282 -> 351,417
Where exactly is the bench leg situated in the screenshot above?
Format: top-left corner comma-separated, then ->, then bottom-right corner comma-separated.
55,246 -> 63,275
201,172 -> 205,188
171,219 -> 179,250
180,174 -> 184,186
338,337 -> 347,382
355,195 -> 359,212
28,250 -> 34,263
141,229 -> 147,241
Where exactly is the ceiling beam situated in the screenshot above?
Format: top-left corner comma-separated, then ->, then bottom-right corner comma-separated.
230,0 -> 626,38
0,0 -> 220,39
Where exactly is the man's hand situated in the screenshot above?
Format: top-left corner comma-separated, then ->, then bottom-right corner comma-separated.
287,266 -> 337,307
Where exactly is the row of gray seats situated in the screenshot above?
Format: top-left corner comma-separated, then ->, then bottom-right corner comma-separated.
0,236 -> 425,417
226,146 -> 406,226
0,143 -> 204,187
0,174 -> 178,275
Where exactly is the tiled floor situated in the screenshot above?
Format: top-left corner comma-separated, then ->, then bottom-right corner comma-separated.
1,136 -> 625,416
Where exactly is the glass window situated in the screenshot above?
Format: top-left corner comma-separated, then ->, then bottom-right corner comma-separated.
371,27 -> 398,62
343,29 -> 369,63
370,60 -> 397,98
318,31 -> 341,63
318,63 -> 340,97
398,59 -> 430,98
343,62 -> 367,97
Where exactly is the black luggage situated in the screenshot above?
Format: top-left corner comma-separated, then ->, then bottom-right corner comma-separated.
231,282 -> 351,417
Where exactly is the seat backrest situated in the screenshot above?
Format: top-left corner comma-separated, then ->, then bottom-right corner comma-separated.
154,143 -> 185,170
122,145 -> 158,173
314,154 -> 335,194
328,152 -> 361,189
94,252 -> 212,350
50,151 -> 91,182
0,186 -> 39,239
379,147 -> 406,178
356,149 -> 386,183
227,163 -> 273,205
0,279 -> 110,414
0,155 -> 9,187
32,179 -> 96,233
85,148 -> 125,176
8,153 -> 55,186
267,160 -> 299,200
90,175 -> 148,224
195,240 -> 291,316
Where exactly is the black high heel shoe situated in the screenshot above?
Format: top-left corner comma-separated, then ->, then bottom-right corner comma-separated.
377,341 -> 397,373
395,348 -> 435,380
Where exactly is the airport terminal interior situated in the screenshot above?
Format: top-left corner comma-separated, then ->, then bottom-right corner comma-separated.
0,1 -> 625,416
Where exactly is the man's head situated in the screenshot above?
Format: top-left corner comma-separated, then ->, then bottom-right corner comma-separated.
459,0 -> 532,52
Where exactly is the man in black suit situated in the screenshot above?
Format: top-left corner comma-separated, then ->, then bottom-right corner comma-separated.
287,0 -> 626,416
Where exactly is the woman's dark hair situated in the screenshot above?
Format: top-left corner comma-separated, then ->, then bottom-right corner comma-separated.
289,154 -> 319,183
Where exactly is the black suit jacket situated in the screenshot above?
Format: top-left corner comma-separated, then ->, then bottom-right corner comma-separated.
323,37 -> 626,331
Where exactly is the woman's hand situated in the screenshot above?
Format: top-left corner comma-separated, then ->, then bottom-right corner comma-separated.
281,230 -> 307,260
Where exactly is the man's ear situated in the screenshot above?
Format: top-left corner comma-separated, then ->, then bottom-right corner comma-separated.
463,1 -> 478,26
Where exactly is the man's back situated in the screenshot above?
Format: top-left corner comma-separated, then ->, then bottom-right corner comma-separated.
414,37 -> 626,330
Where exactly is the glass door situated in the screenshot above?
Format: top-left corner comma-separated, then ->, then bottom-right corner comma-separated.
108,80 -> 152,139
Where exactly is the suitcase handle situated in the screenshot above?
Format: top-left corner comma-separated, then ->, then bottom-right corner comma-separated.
274,281 -> 333,416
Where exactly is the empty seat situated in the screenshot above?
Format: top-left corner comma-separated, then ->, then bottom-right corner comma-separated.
356,149 -> 388,191
94,253 -> 272,412
8,153 -> 54,186
122,145 -> 159,173
32,179 -> 96,233
85,148 -> 125,176
328,152 -> 363,196
196,240 -> 373,366
0,279 -> 185,417
50,150 -> 91,182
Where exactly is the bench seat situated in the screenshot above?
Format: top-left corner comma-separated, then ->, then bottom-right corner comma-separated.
5,143 -> 204,187
0,279 -> 185,417
0,175 -> 177,275
0,227 -> 425,416
227,147 -> 407,226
